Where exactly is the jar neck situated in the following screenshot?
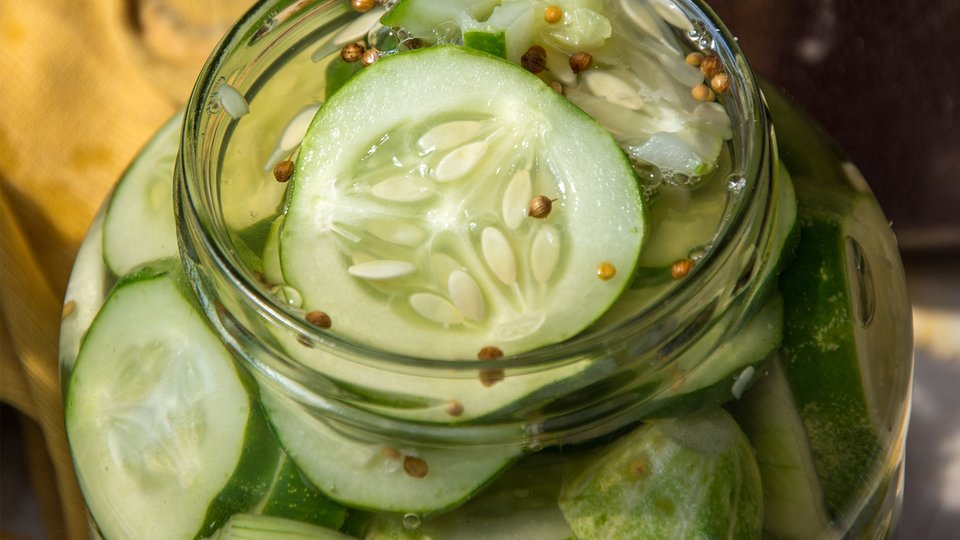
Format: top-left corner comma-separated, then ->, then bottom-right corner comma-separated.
175,0 -> 778,448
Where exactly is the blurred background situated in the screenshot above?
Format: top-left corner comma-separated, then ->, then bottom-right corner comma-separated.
2,0 -> 958,538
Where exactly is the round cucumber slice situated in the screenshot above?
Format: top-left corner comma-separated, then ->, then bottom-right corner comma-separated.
281,45 -> 644,359
65,263 -> 274,540
102,112 -> 181,276
558,408 -> 763,539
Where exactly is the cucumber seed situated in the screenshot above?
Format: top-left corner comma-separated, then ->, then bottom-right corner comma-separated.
544,5 -> 564,23
521,45 -> 548,74
403,456 -> 429,478
671,258 -> 695,279
305,310 -> 333,329
569,52 -> 593,74
340,42 -> 365,63
527,195 -> 554,219
596,262 -> 617,281
273,159 -> 294,182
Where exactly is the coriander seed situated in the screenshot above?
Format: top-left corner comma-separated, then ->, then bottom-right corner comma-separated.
544,5 -> 563,23
340,42 -> 365,63
273,159 -> 294,182
521,45 -> 548,74
569,51 -> 593,74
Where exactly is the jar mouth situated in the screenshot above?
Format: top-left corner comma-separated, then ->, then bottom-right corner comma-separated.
177,0 -> 769,373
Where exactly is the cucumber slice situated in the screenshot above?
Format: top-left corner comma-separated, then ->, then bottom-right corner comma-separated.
212,514 -> 354,540
766,83 -> 912,520
102,112 -> 180,276
648,292 -> 783,417
558,408 -> 763,539
65,262 -> 274,540
729,357 -> 834,538
364,454 -> 574,539
281,45 -> 644,359
259,386 -> 518,514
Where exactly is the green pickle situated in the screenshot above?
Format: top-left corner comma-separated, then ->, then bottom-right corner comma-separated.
59,1 -> 912,539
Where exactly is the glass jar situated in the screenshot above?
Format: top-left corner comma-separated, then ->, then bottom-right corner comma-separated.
59,1 -> 913,538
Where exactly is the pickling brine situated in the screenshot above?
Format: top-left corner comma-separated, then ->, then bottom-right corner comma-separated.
59,1 -> 912,538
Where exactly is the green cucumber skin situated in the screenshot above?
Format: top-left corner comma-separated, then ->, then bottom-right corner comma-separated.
258,456 -> 350,530
778,219 -> 880,517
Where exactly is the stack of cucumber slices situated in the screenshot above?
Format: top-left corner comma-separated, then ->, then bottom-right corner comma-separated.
61,1 -> 908,538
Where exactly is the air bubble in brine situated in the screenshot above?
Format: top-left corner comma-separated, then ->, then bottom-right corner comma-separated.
402,514 -> 422,530
846,237 -> 876,328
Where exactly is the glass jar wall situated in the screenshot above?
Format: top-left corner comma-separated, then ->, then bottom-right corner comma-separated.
59,1 -> 912,538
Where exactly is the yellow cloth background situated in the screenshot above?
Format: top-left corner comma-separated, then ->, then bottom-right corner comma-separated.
1,1 -> 252,537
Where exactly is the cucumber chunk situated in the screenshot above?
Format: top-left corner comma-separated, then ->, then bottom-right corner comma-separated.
259,386 -> 518,514
729,357 -> 834,538
103,113 -> 180,275
281,45 -> 644,359
364,454 -> 574,539
766,83 -> 912,521
65,262 -> 272,540
558,408 -> 763,539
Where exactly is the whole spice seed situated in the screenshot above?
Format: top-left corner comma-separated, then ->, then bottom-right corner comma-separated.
273,159 -> 294,182
477,346 -> 504,360
527,195 -> 554,219
479,367 -> 506,388
569,51 -> 593,74
671,258 -> 695,279
699,55 -> 722,79
403,456 -> 429,478
351,0 -> 378,12
521,45 -> 548,74
404,37 -> 425,50
710,72 -> 730,94
446,400 -> 465,417
549,80 -> 564,94
340,42 -> 365,63
360,47 -> 381,67
381,446 -> 401,460
596,261 -> 617,281
544,4 -> 563,23
691,83 -> 715,102
685,52 -> 704,66
305,310 -> 332,329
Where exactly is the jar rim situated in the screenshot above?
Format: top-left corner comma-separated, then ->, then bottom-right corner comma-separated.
177,0 -> 771,372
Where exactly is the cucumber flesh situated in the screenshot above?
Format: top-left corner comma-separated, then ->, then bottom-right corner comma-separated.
259,386 -> 518,514
281,45 -> 644,359
65,262 -> 270,540
102,113 -> 180,276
